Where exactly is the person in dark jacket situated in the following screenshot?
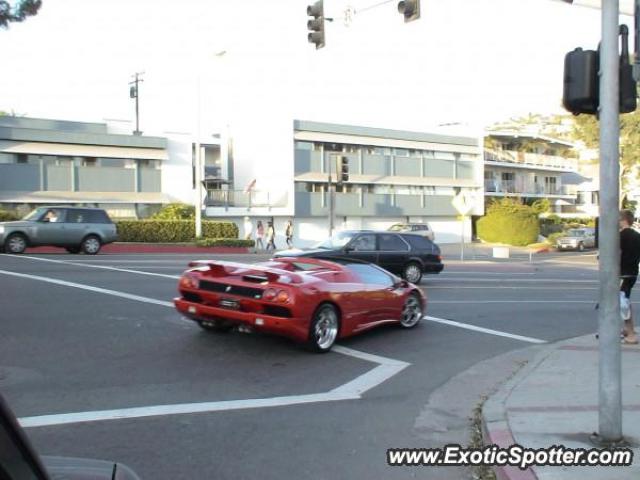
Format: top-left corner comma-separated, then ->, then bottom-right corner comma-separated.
620,209 -> 640,344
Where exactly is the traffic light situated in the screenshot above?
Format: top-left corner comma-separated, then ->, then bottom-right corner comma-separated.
338,156 -> 349,184
619,25 -> 637,113
307,1 -> 325,49
397,0 -> 420,23
562,47 -> 599,115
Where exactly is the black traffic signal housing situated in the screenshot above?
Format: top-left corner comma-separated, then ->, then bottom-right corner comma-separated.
563,25 -> 637,115
338,156 -> 349,184
307,1 -> 325,49
397,0 -> 420,23
563,48 -> 599,115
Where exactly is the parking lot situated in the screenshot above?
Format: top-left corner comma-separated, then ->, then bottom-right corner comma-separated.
0,251 -> 601,479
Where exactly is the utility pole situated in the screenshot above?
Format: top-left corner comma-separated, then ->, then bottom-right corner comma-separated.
326,148 -> 335,236
596,0 -> 622,445
129,72 -> 144,135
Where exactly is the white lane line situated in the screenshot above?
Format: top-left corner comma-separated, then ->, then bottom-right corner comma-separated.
3,254 -> 181,280
429,300 -> 597,304
426,286 -> 598,290
423,315 -> 547,344
430,278 -> 597,283
18,392 -> 359,428
0,269 -> 174,308
440,271 -> 537,276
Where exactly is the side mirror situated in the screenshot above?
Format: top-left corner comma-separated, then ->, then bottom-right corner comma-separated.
394,279 -> 409,289
343,246 -> 354,253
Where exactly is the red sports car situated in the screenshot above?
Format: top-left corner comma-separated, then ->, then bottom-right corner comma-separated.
174,257 -> 426,352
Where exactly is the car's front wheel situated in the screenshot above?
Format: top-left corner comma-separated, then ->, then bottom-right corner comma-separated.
4,233 -> 27,254
81,235 -> 101,255
578,242 -> 585,252
402,262 -> 423,284
400,293 -> 423,328
308,303 -> 340,353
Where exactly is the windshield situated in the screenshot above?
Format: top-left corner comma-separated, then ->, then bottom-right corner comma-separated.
566,229 -> 585,237
316,231 -> 358,249
21,208 -> 46,221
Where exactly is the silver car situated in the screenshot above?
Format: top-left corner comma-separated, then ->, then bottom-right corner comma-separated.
388,222 -> 435,241
556,227 -> 596,252
0,206 -> 118,255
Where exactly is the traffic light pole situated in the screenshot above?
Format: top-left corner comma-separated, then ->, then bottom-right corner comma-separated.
327,151 -> 335,236
596,0 -> 622,445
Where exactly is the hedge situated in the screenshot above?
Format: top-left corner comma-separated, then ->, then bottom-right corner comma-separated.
477,199 -> 539,246
116,220 -> 238,242
195,238 -> 255,248
0,209 -> 19,222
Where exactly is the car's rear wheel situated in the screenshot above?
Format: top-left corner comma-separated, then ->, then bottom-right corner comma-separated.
402,262 -> 423,284
66,247 -> 81,254
400,293 -> 423,328
308,303 -> 339,353
81,235 -> 101,255
197,319 -> 233,333
5,233 -> 27,254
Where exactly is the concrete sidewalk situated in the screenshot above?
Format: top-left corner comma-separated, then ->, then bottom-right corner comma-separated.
483,334 -> 640,479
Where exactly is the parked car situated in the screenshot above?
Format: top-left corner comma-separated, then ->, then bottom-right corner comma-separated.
275,230 -> 444,284
0,206 -> 117,255
388,222 -> 435,241
0,393 -> 141,480
555,227 -> 596,251
174,257 -> 427,352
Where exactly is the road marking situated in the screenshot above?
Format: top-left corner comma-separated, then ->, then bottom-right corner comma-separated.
0,269 -> 174,308
423,315 -> 547,344
430,278 -> 597,283
2,254 -> 181,280
428,300 -> 598,304
426,286 -> 598,290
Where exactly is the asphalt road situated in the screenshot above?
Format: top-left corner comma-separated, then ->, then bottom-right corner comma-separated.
0,251 -> 602,479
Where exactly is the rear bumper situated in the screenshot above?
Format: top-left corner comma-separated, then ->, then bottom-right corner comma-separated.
174,297 -> 310,343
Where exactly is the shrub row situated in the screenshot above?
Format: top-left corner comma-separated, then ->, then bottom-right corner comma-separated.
195,238 -> 255,248
0,209 -> 19,222
477,199 -> 540,246
116,220 -> 238,243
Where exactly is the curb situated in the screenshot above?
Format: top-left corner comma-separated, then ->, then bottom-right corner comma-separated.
481,343 -> 551,480
20,243 -> 252,255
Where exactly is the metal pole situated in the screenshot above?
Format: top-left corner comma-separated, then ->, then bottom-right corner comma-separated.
634,0 -> 640,81
597,0 -> 622,443
328,152 -> 334,236
195,77 -> 203,239
135,73 -> 140,135
460,215 -> 465,261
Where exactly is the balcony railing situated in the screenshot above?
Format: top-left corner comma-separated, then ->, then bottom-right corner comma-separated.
485,149 -> 577,171
484,180 -> 572,196
205,189 -> 288,209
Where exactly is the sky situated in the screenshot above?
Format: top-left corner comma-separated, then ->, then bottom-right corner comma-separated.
0,0 -> 629,136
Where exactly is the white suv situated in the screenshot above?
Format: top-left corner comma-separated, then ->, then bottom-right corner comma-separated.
388,223 -> 435,241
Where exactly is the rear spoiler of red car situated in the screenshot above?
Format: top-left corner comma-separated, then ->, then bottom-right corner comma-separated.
187,260 -> 304,284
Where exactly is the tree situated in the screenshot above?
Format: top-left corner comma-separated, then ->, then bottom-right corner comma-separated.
0,0 -> 42,29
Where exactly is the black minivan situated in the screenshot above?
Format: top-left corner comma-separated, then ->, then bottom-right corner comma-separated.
275,230 -> 443,284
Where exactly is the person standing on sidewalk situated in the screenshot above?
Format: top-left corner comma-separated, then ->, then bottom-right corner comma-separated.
285,220 -> 294,248
255,220 -> 265,251
266,221 -> 277,252
620,209 -> 640,344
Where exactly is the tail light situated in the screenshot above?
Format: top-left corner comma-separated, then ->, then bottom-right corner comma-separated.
263,288 -> 290,303
179,274 -> 199,289
437,255 -> 442,261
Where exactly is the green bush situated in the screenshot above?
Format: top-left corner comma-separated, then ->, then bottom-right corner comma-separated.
195,238 -> 255,248
477,198 -> 540,246
151,203 -> 195,220
547,232 -> 565,245
0,209 -> 19,222
116,220 -> 238,242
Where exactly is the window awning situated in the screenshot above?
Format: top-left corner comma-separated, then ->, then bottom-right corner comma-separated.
0,140 -> 168,161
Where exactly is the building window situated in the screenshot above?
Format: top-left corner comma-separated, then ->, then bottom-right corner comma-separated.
16,154 -> 28,164
139,159 -> 160,169
295,141 -> 313,150
82,157 -> 97,167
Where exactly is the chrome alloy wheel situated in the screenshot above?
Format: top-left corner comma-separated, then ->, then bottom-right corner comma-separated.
6,234 -> 26,254
314,306 -> 339,350
83,237 -> 101,254
400,294 -> 422,328
404,264 -> 422,284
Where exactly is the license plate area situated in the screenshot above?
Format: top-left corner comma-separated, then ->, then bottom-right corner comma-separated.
219,298 -> 240,310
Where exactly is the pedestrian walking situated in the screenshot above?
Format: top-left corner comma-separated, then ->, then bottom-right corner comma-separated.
266,221 -> 277,252
285,220 -> 294,248
243,216 -> 253,240
255,220 -> 265,251
620,209 -> 640,344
